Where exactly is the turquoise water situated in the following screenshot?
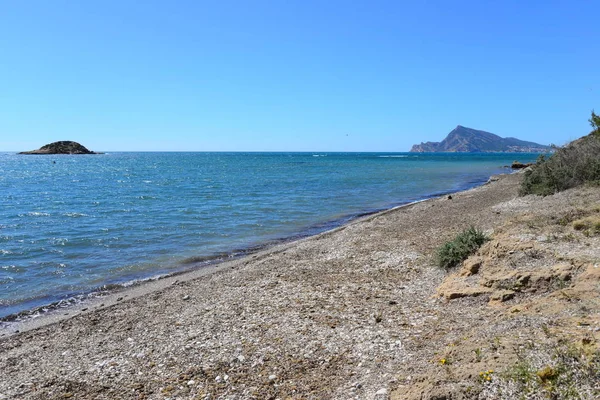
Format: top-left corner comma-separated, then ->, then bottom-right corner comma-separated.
0,152 -> 539,318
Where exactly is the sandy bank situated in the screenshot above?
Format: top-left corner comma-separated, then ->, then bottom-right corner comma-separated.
1,172 -> 598,399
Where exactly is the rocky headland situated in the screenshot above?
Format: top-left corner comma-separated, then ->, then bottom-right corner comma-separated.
411,126 -> 551,153
1,170 -> 598,399
19,141 -> 100,155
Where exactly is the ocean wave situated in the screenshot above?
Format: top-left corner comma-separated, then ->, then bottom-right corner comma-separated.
119,274 -> 168,287
63,212 -> 88,218
51,238 -> 69,246
19,212 -> 50,217
378,155 -> 408,158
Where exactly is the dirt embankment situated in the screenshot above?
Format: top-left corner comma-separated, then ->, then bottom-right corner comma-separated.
406,185 -> 600,399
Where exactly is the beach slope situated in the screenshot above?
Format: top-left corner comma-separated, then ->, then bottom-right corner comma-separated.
1,173 -> 599,399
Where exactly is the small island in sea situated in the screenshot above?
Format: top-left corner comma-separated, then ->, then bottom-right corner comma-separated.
19,141 -> 100,155
411,125 -> 551,153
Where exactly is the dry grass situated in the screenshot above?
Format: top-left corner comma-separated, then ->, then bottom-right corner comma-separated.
572,216 -> 600,236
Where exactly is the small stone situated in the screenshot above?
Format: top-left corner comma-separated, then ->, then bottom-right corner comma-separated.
215,375 -> 222,383
187,380 -> 195,386
490,290 -> 515,302
237,355 -> 245,362
268,374 -> 277,382
182,295 -> 190,301
375,388 -> 388,396
461,257 -> 482,276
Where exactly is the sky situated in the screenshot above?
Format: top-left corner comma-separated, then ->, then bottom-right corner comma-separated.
0,1 -> 598,152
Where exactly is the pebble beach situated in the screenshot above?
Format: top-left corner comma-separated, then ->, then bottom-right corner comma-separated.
2,172 -> 599,399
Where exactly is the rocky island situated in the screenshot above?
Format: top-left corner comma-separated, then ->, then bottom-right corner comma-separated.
19,141 -> 100,155
411,125 -> 551,153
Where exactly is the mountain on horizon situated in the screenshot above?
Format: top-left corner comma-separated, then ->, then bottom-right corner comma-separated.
410,126 -> 551,153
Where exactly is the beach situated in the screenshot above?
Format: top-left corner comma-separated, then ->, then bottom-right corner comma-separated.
2,172 -> 599,399
0,151 -> 534,318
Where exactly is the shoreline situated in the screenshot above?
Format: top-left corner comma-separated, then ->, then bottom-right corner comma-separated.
5,169 -> 583,399
0,172 -> 501,331
1,190 -> 439,337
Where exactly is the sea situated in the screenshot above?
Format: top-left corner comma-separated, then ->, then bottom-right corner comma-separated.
0,152 -> 541,319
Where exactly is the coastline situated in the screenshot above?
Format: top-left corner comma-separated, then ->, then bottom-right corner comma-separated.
0,190 -> 439,336
0,151 -> 537,322
0,171 -> 500,330
3,170 -> 597,399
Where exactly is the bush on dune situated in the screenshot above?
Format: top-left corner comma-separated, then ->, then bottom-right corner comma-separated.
437,227 -> 489,269
520,111 -> 600,196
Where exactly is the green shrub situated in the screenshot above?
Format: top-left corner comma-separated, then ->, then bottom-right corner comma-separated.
437,227 -> 489,269
590,109 -> 600,134
520,132 -> 600,196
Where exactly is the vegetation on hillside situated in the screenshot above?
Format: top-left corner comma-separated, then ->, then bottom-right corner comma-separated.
485,343 -> 600,399
19,141 -> 98,155
519,111 -> 600,196
590,110 -> 600,134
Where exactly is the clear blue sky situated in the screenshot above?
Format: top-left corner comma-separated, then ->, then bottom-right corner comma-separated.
1,1 -> 598,151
